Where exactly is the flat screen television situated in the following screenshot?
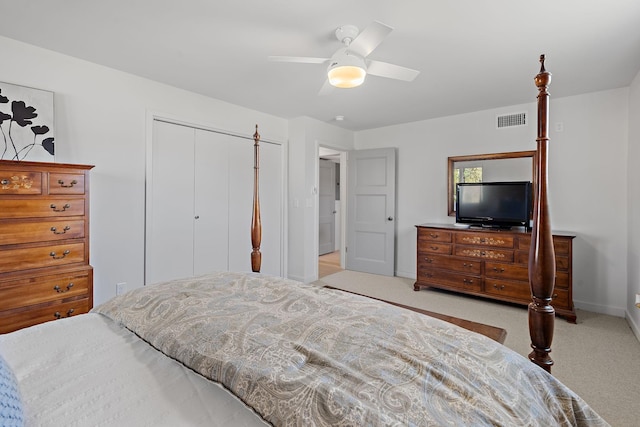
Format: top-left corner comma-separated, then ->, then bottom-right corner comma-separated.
455,181 -> 532,229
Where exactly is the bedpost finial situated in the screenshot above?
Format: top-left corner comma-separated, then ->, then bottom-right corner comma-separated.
539,54 -> 546,73
253,124 -> 260,144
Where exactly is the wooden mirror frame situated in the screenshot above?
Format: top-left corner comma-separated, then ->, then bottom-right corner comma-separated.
447,150 -> 538,216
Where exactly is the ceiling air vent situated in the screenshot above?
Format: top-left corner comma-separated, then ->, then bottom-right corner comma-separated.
496,112 -> 527,129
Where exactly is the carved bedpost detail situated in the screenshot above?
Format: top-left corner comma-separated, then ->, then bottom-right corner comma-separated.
528,55 -> 556,372
251,124 -> 262,272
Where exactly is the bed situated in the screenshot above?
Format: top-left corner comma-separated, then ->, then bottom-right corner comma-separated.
0,57 -> 608,426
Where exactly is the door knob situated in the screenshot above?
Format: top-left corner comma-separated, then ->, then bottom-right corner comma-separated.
388,216 -> 394,221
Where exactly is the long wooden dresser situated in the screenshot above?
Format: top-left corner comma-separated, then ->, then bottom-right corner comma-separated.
415,223 -> 576,322
0,160 -> 94,333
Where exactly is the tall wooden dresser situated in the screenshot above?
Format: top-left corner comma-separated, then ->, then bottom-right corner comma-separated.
415,223 -> 576,322
0,160 -> 94,333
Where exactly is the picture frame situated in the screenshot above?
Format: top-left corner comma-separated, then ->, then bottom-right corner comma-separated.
0,81 -> 55,162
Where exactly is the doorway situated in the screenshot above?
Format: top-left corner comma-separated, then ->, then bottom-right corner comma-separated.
318,146 -> 345,278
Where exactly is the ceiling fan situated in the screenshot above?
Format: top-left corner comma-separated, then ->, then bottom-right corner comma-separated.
268,21 -> 420,95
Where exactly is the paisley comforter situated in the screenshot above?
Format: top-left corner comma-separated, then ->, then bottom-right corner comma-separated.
93,271 -> 607,426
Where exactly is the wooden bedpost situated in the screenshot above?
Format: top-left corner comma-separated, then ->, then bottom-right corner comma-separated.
251,124 -> 262,272
528,55 -> 556,372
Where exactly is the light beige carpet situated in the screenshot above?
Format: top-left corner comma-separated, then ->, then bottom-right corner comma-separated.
314,270 -> 640,427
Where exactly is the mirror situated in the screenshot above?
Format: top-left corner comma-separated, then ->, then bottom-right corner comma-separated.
447,150 -> 537,216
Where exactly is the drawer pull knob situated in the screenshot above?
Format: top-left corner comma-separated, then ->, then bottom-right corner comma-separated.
492,267 -> 505,273
50,250 -> 70,259
430,246 -> 439,251
463,263 -> 473,268
50,225 -> 71,235
0,179 -> 8,185
53,283 -> 74,293
429,233 -> 438,238
424,257 -> 433,263
463,279 -> 474,284
50,203 -> 71,212
552,293 -> 558,299
493,284 -> 506,290
57,179 -> 78,188
54,308 -> 75,319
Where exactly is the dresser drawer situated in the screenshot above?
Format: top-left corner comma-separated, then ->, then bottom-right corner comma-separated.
515,251 -> 570,271
0,270 -> 91,311
518,235 -> 570,255
485,278 -> 531,300
454,246 -> 514,262
417,268 -> 481,292
0,171 -> 43,195
48,173 -> 86,195
455,232 -> 514,248
0,198 -> 85,219
417,253 -> 481,275
418,229 -> 452,243
551,288 -> 570,310
417,241 -> 452,255
0,298 -> 90,334
0,218 -> 85,245
485,262 -> 528,281
0,242 -> 86,272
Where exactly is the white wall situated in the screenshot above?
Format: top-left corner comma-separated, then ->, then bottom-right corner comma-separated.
627,69 -> 640,337
355,89 -> 629,316
0,36 -> 288,306
288,117 -> 354,282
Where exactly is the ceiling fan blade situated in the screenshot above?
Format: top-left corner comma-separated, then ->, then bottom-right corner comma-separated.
367,59 -> 420,82
268,56 -> 329,64
348,21 -> 393,58
318,79 -> 334,96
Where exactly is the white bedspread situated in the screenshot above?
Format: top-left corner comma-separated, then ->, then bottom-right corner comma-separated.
0,313 -> 268,427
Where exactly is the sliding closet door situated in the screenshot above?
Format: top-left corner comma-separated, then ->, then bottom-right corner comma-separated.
257,141 -> 283,275
193,130 -> 230,275
147,121 -> 196,284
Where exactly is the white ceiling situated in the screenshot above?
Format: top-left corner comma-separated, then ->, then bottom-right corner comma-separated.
1,0 -> 639,131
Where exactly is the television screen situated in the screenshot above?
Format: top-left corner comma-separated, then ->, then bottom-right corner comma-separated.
456,181 -> 532,228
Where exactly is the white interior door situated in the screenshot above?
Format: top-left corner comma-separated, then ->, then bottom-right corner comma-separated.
318,159 -> 336,255
346,148 -> 396,276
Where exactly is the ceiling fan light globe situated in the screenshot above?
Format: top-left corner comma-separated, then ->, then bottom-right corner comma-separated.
328,66 -> 366,88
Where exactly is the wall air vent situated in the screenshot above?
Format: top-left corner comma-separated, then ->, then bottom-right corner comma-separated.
496,112 -> 527,129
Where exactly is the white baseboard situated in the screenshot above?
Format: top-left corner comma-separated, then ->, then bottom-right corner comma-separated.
573,299 -> 626,317
627,310 -> 640,343
395,269 -> 416,280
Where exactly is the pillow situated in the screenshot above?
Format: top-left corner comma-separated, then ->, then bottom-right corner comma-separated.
0,354 -> 24,427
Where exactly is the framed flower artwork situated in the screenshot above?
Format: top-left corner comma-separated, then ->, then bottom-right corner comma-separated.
0,81 -> 55,162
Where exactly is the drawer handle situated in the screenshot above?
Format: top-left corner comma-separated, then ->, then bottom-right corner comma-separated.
429,233 -> 438,238
57,179 -> 78,188
462,263 -> 473,268
50,250 -> 70,259
53,283 -> 74,293
423,257 -> 433,263
54,308 -> 75,319
493,284 -> 506,290
492,267 -> 505,273
50,203 -> 71,212
50,225 -> 71,235
425,273 -> 433,278
462,278 -> 474,284
552,293 -> 558,299
0,179 -> 8,185
480,251 -> 486,256
430,246 -> 439,251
